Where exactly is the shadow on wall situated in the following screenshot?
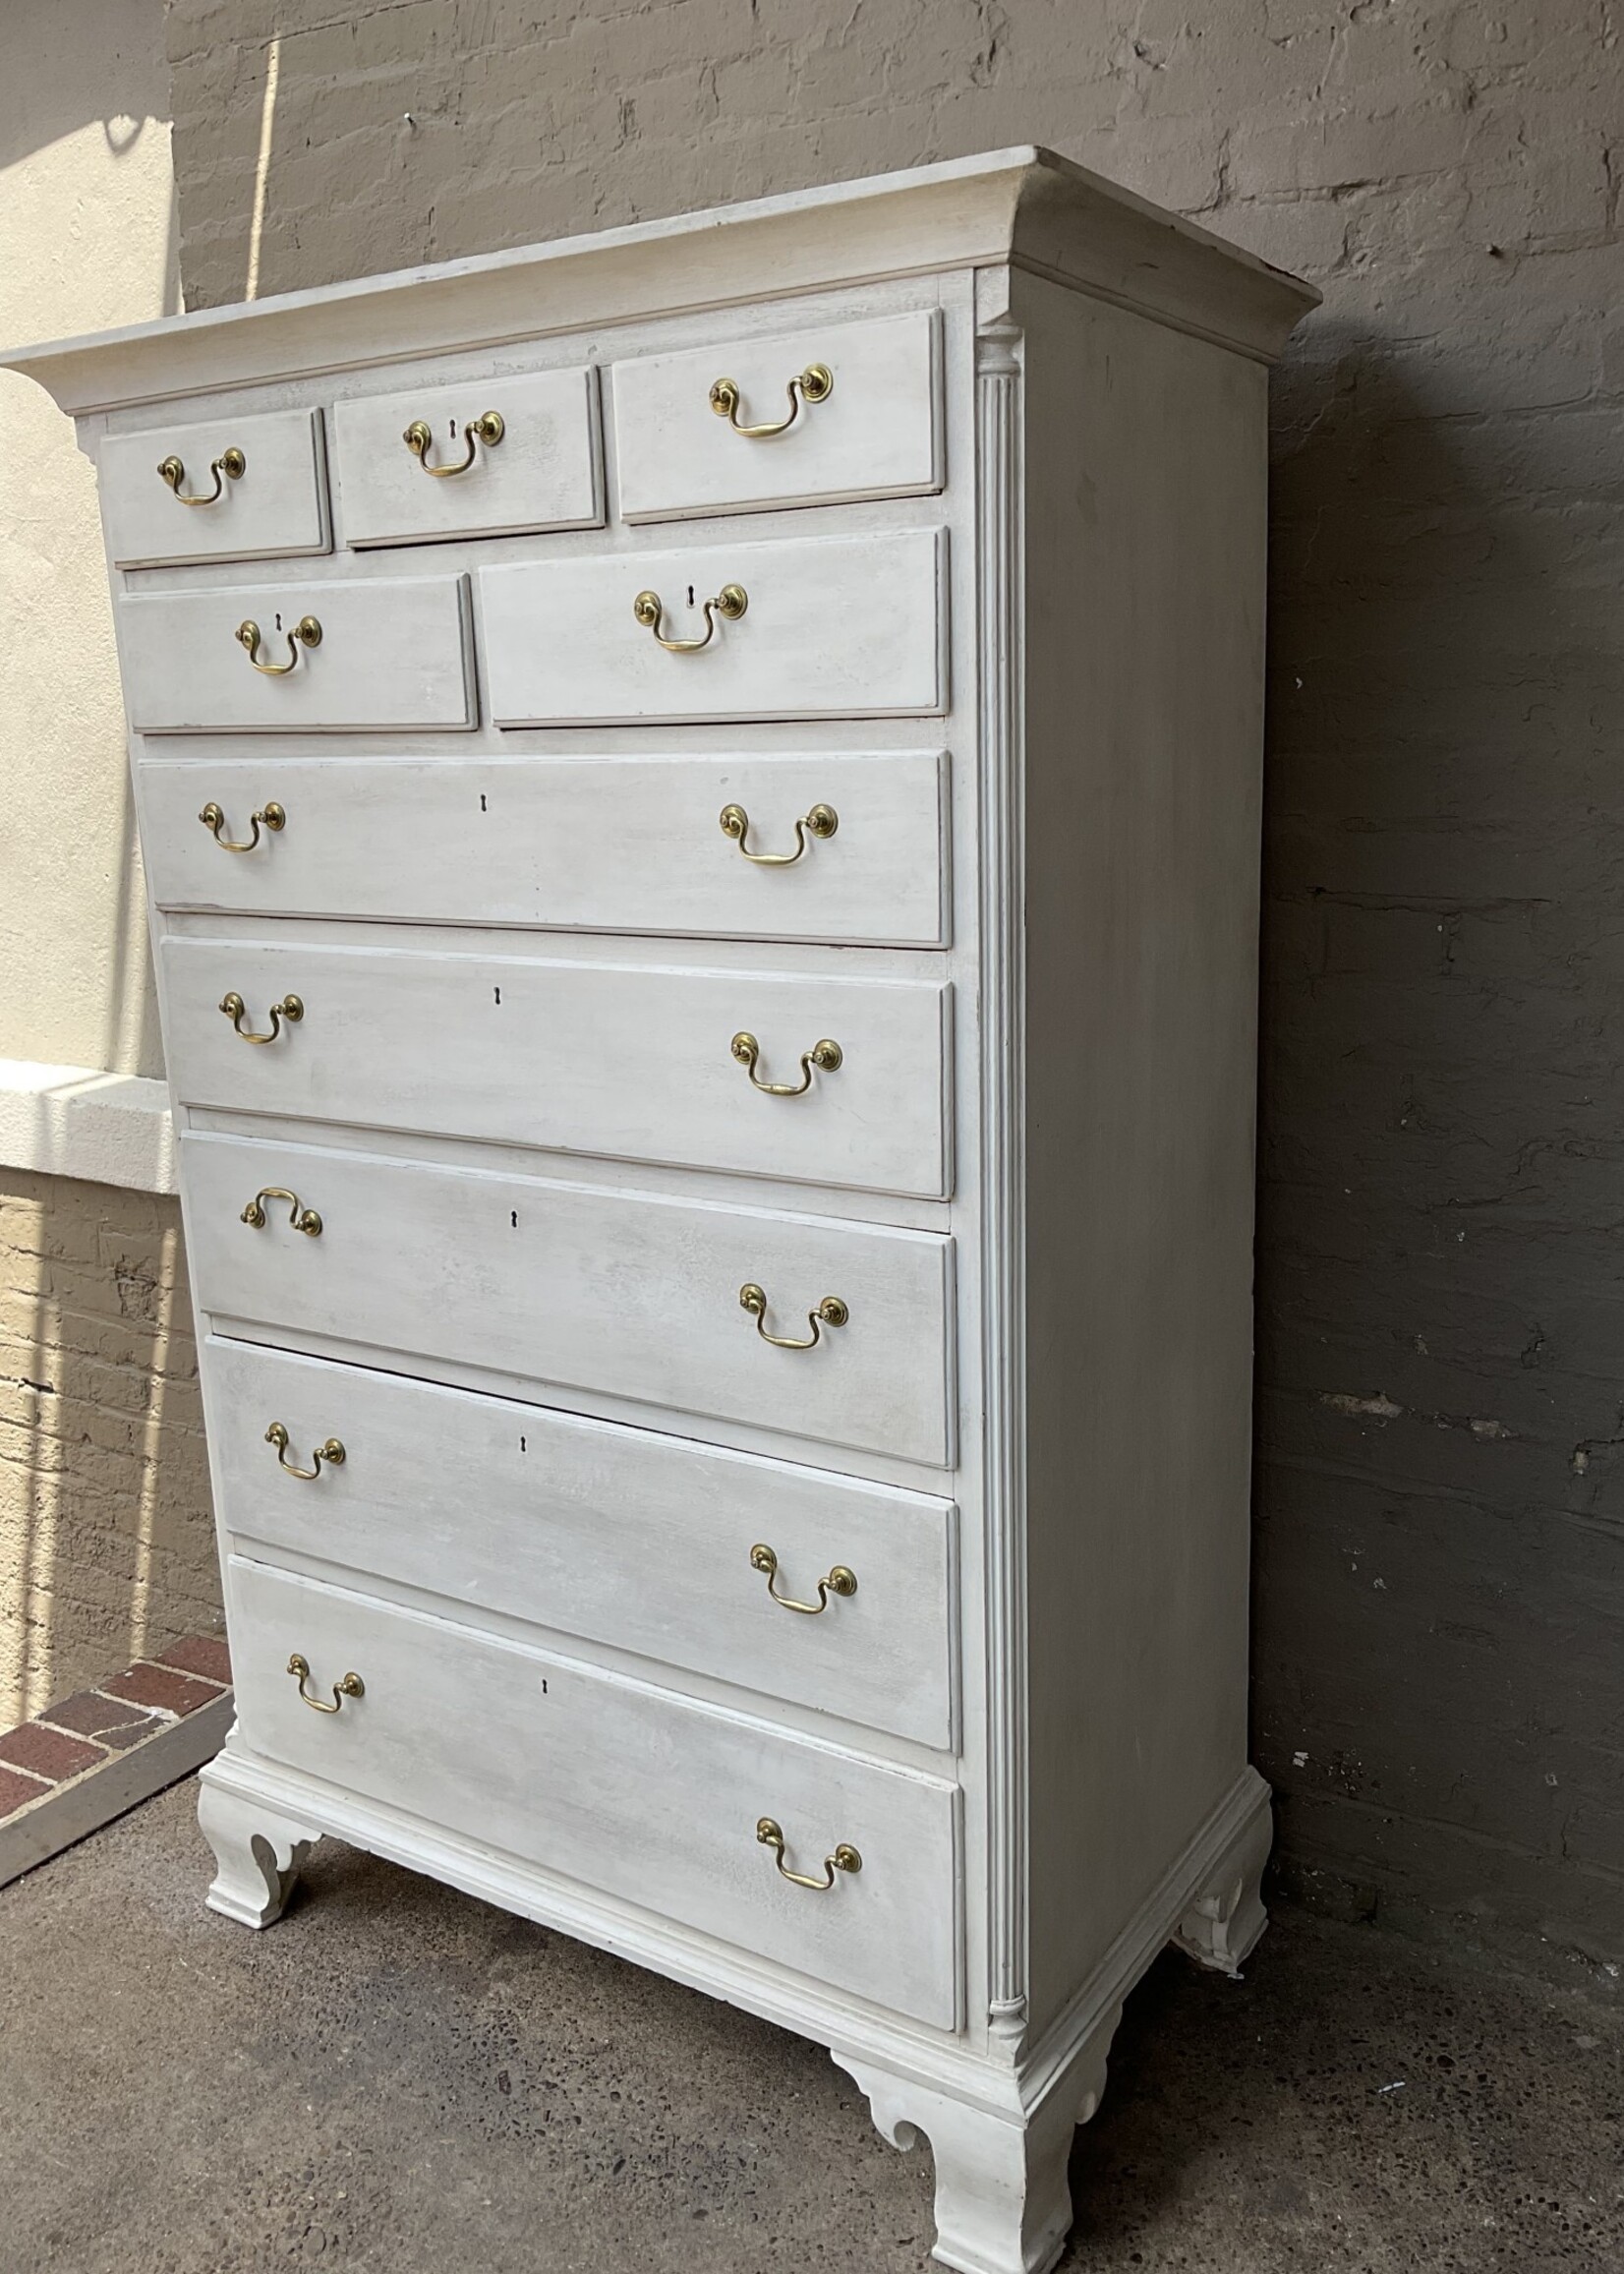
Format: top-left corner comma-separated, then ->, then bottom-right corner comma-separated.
1253,316 -> 1624,1952
0,0 -> 178,1087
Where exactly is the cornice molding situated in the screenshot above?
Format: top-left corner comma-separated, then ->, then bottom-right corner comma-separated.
2,147 -> 1317,417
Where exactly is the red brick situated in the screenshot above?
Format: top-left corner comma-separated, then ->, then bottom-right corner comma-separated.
101,1663 -> 219,1718
0,1764 -> 49,1818
155,1634 -> 231,1686
0,1723 -> 103,1782
39,1690 -> 158,1741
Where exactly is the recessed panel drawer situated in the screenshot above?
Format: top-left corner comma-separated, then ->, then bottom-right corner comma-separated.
162,935 -> 952,1198
183,1133 -> 956,1467
98,408 -> 329,569
138,751 -> 949,947
206,1340 -> 956,1747
333,366 -> 603,547
613,310 -> 941,522
228,1557 -> 959,2026
118,574 -> 476,732
480,528 -> 946,726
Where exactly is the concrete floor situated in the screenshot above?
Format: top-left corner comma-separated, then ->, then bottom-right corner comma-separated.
2,1779 -> 1620,2274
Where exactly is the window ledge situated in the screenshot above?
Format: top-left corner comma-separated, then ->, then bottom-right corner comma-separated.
0,1060 -> 175,1195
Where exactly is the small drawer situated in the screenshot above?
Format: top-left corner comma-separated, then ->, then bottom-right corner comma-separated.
613,310 -> 941,522
139,751 -> 949,948
160,934 -> 953,1199
481,527 -> 946,727
206,1341 -> 956,1747
118,574 -> 475,732
98,408 -> 329,569
228,1557 -> 959,2026
332,366 -> 603,548
183,1133 -> 956,1467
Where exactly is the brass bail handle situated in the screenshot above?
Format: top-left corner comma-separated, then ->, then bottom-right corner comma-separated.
265,1422 -> 345,1480
633,583 -> 747,653
755,1817 -> 861,1891
738,1283 -> 848,1350
286,1654 -> 364,1715
199,799 -> 285,851
218,991 -> 303,1044
241,1187 -> 322,1237
749,1544 -> 857,1616
709,363 -> 833,439
403,409 -> 505,476
731,1032 -> 841,1098
720,802 -> 838,866
157,446 -> 245,505
236,616 -> 322,674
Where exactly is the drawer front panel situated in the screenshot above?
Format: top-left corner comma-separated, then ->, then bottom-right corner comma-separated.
183,1134 -> 956,1466
481,528 -> 946,726
162,937 -> 952,1198
334,367 -> 603,547
613,310 -> 941,522
229,1557 -> 959,2026
120,575 -> 475,733
100,409 -> 328,569
207,1341 -> 956,1746
138,752 -> 949,947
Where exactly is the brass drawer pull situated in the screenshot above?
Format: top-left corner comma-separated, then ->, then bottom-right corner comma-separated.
731,1032 -> 841,1097
720,801 -> 837,866
241,1187 -> 321,1237
287,1653 -> 364,1714
756,1817 -> 861,1890
157,446 -> 245,504
403,409 -> 504,476
266,1422 -> 345,1480
710,363 -> 833,438
236,615 -> 321,674
739,1283 -> 848,1349
750,1543 -> 857,1615
633,583 -> 746,653
219,990 -> 303,1044
199,798 -> 285,850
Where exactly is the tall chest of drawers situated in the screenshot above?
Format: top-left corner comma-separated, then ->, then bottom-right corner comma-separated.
6,149 -> 1315,2274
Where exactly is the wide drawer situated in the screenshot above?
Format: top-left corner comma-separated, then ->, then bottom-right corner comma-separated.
99,408 -> 329,568
332,366 -> 603,547
138,751 -> 949,947
480,528 -> 946,727
183,1133 -> 956,1467
118,574 -> 476,733
229,1557 -> 959,2026
612,309 -> 941,522
162,935 -> 952,1198
206,1340 -> 956,1746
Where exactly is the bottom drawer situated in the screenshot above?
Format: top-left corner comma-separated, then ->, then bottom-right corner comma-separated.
229,1558 -> 960,2028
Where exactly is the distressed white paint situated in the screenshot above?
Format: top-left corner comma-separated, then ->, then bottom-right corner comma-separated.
118,574 -> 475,733
613,308 -> 942,522
228,1556 -> 960,2026
204,1337 -> 957,1745
180,1130 -> 957,1467
136,751 -> 951,948
6,151 -> 1315,2274
333,365 -> 603,547
99,407 -> 329,569
480,528 -> 947,727
160,933 -> 953,1197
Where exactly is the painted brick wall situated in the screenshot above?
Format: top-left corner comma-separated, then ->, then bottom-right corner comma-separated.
0,1172 -> 221,1723
162,1 -> 1624,1953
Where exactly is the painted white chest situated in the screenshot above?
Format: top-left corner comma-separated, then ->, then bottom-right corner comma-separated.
5,149 -> 1316,2274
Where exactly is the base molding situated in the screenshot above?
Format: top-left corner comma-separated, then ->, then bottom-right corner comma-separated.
196,1745 -> 1269,2274
834,1771 -> 1272,2273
